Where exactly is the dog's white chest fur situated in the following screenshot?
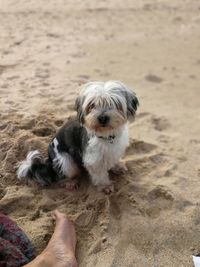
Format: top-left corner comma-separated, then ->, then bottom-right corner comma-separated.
83,124 -> 129,173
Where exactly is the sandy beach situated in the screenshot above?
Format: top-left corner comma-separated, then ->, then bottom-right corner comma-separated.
0,0 -> 200,266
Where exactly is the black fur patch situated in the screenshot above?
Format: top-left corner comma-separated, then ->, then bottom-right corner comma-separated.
124,90 -> 139,116
52,119 -> 88,165
22,119 -> 88,186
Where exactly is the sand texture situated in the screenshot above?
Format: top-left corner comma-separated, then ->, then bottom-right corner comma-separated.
0,1 -> 200,266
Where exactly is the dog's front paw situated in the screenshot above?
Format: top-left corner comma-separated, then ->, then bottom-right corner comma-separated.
98,183 -> 114,194
110,162 -> 128,175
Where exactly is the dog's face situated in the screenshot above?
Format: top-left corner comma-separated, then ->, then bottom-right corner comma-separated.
75,81 -> 139,134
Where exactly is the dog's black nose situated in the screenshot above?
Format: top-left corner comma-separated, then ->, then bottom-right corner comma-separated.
98,115 -> 110,126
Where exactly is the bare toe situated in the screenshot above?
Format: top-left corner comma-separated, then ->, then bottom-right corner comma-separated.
52,210 -> 68,222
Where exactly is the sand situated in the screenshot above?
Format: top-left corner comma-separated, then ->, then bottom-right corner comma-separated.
0,0 -> 200,266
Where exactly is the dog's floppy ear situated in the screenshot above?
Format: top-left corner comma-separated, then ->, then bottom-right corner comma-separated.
75,97 -> 84,124
124,90 -> 139,117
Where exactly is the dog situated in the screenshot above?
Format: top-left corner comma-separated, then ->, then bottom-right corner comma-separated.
17,81 -> 139,193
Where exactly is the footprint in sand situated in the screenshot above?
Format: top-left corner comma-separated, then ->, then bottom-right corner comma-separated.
35,68 -> 50,79
124,138 -> 159,174
126,139 -> 157,156
77,74 -> 90,80
0,66 -> 5,75
136,112 -> 150,119
6,75 -> 20,81
54,119 -> 64,127
108,195 -> 121,219
1,83 -> 9,89
20,119 -> 36,130
147,185 -> 174,202
151,116 -> 170,131
0,64 -> 17,76
145,186 -> 174,218
0,186 -> 35,215
15,136 -> 47,159
144,74 -> 163,83
133,112 -> 170,132
0,141 -> 13,161
123,136 -> 177,213
75,209 -> 98,232
32,127 -> 55,137
125,153 -> 166,179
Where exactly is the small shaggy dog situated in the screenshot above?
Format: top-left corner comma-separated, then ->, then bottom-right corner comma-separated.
17,81 -> 139,193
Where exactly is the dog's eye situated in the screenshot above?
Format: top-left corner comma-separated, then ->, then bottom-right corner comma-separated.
118,106 -> 123,112
86,103 -> 95,114
117,104 -> 123,113
90,103 -> 95,109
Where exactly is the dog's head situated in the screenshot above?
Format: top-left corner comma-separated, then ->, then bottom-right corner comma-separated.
75,81 -> 139,134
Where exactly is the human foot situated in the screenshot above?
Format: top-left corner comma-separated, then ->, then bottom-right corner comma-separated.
24,210 -> 77,267
43,210 -> 77,267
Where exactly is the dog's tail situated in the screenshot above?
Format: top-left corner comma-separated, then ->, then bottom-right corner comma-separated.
17,150 -> 57,186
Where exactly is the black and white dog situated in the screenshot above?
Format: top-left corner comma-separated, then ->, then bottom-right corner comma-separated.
17,81 -> 139,193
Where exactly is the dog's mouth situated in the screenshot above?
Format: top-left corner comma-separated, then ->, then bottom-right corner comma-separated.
94,124 -> 113,133
100,124 -> 107,128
